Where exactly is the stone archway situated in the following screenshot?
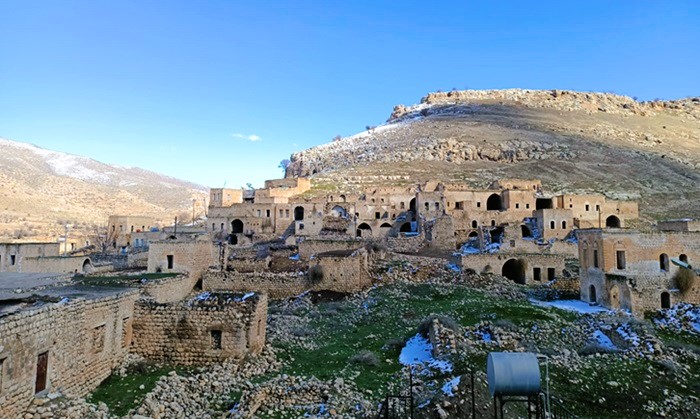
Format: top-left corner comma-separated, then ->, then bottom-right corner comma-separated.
357,223 -> 372,237
589,284 -> 597,303
231,219 -> 244,234
294,206 -> 305,221
605,215 -> 621,228
486,194 -> 502,211
502,258 -> 526,284
82,258 -> 92,273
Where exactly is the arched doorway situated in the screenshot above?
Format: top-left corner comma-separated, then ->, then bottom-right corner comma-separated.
380,223 -> 392,236
679,254 -> 688,264
339,195 -> 346,203
521,225 -> 532,238
502,259 -> 526,284
661,292 -> 671,309
330,205 -> 347,218
409,198 -> 416,221
609,285 -> 620,309
589,285 -> 597,303
231,219 -> 244,234
605,215 -> 621,228
294,206 -> 305,221
400,222 -> 412,233
486,194 -> 502,211
82,259 -> 92,273
357,223 -> 372,237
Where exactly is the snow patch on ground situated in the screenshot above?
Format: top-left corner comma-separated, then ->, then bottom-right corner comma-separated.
593,330 -> 616,349
654,303 -> 700,334
616,324 -> 640,346
529,298 -> 611,314
399,334 -> 453,374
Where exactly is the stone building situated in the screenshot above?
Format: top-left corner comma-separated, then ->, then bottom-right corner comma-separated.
131,291 -> 267,366
577,228 -> 700,315
107,215 -> 157,251
0,285 -> 139,418
0,242 -> 92,274
147,235 -> 215,280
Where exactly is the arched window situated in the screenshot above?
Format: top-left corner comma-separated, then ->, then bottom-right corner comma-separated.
589,285 -> 597,303
550,221 -> 555,229
605,215 -> 621,228
231,219 -> 244,234
679,254 -> 688,264
471,220 -> 478,228
294,206 -> 304,221
659,253 -> 669,271
562,221 -> 567,229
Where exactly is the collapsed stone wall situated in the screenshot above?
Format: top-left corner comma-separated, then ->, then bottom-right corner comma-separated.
0,291 -> 138,418
139,273 -> 199,304
131,293 -> 267,366
385,235 -> 425,253
203,271 -> 308,299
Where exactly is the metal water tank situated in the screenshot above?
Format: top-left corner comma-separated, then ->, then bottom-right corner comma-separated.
487,352 -> 541,397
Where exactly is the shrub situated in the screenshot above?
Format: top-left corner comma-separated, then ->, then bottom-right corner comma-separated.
308,265 -> 324,283
348,350 -> 380,367
674,268 -> 696,294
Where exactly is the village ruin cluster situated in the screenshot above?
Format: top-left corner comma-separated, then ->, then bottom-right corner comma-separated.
1,175 -> 698,418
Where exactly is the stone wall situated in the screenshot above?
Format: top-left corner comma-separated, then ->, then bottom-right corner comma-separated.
131,292 -> 267,365
18,256 -> 91,274
385,235 -> 425,253
309,250 -> 372,293
0,290 -> 138,418
147,238 -> 214,279
454,252 -> 569,285
139,274 -> 198,304
298,238 -> 363,260
202,271 -> 308,299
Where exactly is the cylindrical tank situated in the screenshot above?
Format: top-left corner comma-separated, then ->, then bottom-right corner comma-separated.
487,352 -> 541,397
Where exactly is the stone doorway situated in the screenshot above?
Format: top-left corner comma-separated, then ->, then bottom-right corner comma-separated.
35,351 -> 48,393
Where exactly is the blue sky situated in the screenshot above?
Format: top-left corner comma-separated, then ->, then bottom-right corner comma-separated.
1,1 -> 698,188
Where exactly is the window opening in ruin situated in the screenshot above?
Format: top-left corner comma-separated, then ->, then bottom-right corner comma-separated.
229,235 -> 238,245
606,215 -> 621,228
357,223 -> 372,237
285,209 -> 289,218
486,194 -> 502,211
455,202 -> 463,210
424,202 -> 430,210
294,206 -> 304,221
122,317 -> 131,348
231,219 -> 244,234
661,292 -> 671,309
526,203 -> 530,209
521,225 -> 532,238
266,210 -> 270,218
593,250 -> 599,268
211,330 -> 222,350
491,220 -> 496,227
585,204 -> 590,211
550,221 -> 555,229
596,204 -> 600,211
257,210 -> 261,217
10,255 -> 16,265
547,268 -> 555,280
167,255 -> 174,269
375,212 -> 380,219
380,223 -> 392,229
220,223 -> 224,231
82,259 -> 91,273
562,221 -> 567,229
435,202 -> 440,210
468,231 -> 479,238
659,253 -> 669,271
477,202 -> 481,208
490,226 -> 504,243
400,202 -> 405,209
515,203 -> 520,209
340,195 -> 346,203
279,209 -> 284,217
616,251 -> 626,270
679,254 -> 688,263
533,267 -> 541,281
509,239 -> 515,248
589,285 -> 597,303
471,220 -> 478,228
212,223 -> 215,230
502,259 -> 526,285
536,198 -> 553,210
131,225 -> 134,233
35,352 -> 48,394
92,324 -> 105,353
299,223 -> 304,230
569,204 -> 573,208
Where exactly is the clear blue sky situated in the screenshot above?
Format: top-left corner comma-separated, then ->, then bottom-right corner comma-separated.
1,1 -> 698,188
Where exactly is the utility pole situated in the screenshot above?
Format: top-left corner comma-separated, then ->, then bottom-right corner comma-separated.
192,199 -> 196,225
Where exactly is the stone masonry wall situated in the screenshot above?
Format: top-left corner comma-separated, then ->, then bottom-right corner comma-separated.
131,293 -> 267,365
298,238 -> 363,260
139,273 -> 199,304
147,239 -> 214,279
203,271 -> 309,299
0,291 -> 139,418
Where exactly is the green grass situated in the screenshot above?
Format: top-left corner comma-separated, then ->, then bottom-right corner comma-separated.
88,364 -> 192,416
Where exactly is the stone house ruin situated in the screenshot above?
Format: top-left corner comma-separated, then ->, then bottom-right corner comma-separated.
107,215 -> 157,251
577,225 -> 700,315
0,242 -> 92,274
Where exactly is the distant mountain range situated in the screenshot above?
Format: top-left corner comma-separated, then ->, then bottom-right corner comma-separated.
0,137 -> 208,240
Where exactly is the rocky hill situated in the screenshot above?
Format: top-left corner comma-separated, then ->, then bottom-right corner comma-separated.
0,137 -> 208,240
286,89 -> 700,221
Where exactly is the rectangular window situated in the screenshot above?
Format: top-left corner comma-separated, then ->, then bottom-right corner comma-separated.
375,212 -> 380,219
585,204 -> 590,211
515,203 -> 520,209
455,202 -> 463,210
211,330 -> 222,350
533,267 -> 541,281
596,205 -> 600,211
167,255 -> 174,269
285,209 -> 290,218
10,255 -> 16,265
266,209 -> 270,218
257,209 -> 261,217
477,202 -> 481,208
548,268 -> 556,280
526,203 -> 530,209
593,250 -> 599,268
212,223 -> 215,231
92,324 -> 105,353
0,357 -> 5,392
616,251 -> 626,270
279,209 -> 284,217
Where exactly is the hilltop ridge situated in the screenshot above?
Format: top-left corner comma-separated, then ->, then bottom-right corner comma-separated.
285,89 -> 700,221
